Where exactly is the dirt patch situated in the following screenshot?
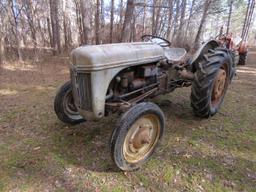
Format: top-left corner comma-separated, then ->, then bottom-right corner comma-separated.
0,52 -> 256,191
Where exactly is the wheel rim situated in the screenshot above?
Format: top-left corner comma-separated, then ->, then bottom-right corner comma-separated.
123,114 -> 160,164
63,90 -> 81,119
211,65 -> 228,107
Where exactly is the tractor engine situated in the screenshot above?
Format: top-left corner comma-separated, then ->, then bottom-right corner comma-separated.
105,62 -> 192,114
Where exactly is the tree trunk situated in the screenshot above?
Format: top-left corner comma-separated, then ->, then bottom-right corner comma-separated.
131,14 -> 136,41
38,19 -> 47,47
63,0 -> 70,50
110,0 -> 114,43
100,0 -> 105,31
194,0 -> 212,50
24,0 -> 38,62
226,0 -> 234,34
95,0 -> 100,44
244,0 -> 255,41
151,0 -> 156,35
119,0 -> 124,26
75,1 -> 83,45
172,0 -> 180,41
10,0 -> 23,62
166,0 -> 174,40
0,35 -> 5,66
47,17 -> 53,47
80,0 -> 90,45
121,0 -> 135,42
49,0 -> 61,55
154,0 -> 162,36
176,0 -> 186,44
185,0 -> 196,38
142,0 -> 147,35
242,0 -> 251,40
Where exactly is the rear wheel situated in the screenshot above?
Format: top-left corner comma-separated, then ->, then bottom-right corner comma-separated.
191,48 -> 233,117
110,102 -> 165,171
54,81 -> 85,124
238,52 -> 247,65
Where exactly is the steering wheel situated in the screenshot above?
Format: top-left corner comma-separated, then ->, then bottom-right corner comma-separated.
141,34 -> 171,47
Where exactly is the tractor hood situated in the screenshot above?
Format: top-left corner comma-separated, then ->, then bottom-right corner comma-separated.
71,42 -> 165,71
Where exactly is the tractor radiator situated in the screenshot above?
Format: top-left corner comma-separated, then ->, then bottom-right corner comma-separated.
70,67 -> 93,111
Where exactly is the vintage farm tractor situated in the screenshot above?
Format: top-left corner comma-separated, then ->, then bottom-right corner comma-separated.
54,34 -> 242,171
216,32 -> 248,65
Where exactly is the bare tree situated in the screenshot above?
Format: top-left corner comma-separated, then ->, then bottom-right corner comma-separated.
118,0 -> 124,26
194,0 -> 212,50
47,17 -> 53,47
9,0 -> 23,62
154,0 -> 163,36
185,0 -> 196,38
0,0 -> 254,63
166,0 -> 174,40
176,0 -> 186,44
242,0 -> 255,41
100,0 -> 105,29
242,0 -> 251,40
95,0 -> 100,44
49,0 -> 61,55
172,0 -> 180,41
63,0 -> 72,50
110,0 -> 114,43
226,0 -> 234,34
0,3 -> 7,66
121,0 -> 135,42
142,0 -> 147,35
24,0 -> 39,61
80,0 -> 90,45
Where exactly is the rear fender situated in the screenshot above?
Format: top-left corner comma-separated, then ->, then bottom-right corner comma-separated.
190,40 -> 219,70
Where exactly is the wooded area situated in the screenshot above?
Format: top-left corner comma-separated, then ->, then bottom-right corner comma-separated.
1,1 -> 256,191
0,0 -> 255,64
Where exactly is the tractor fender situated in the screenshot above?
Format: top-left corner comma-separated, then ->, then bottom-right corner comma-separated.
190,40 -> 219,67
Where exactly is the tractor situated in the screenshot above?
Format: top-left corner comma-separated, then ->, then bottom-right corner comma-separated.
54,34 -> 244,171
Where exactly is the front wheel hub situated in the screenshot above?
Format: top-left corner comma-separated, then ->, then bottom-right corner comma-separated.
123,114 -> 160,163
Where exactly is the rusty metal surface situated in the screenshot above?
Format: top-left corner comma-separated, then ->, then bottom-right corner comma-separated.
69,40 -> 193,120
123,114 -> 160,163
190,40 -> 219,65
211,67 -> 228,107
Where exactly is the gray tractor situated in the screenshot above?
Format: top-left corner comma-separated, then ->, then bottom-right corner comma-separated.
54,35 -> 238,171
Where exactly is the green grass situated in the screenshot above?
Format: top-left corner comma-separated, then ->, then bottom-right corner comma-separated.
1,59 -> 256,191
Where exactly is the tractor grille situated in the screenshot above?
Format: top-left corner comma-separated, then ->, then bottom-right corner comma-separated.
70,67 -> 93,111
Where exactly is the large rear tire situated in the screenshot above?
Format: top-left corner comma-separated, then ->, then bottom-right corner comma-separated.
54,81 -> 85,125
110,102 -> 165,171
191,48 -> 234,118
238,52 -> 247,65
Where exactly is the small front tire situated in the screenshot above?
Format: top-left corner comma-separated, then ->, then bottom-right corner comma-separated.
110,102 -> 165,171
54,81 -> 85,125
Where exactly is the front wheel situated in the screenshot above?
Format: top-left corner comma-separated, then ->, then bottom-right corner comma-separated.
54,81 -> 85,125
191,48 -> 234,117
110,102 -> 165,171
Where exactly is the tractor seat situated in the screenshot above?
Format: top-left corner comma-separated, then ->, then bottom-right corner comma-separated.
164,47 -> 187,62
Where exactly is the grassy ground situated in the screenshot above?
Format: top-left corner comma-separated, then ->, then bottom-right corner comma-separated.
0,51 -> 256,192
